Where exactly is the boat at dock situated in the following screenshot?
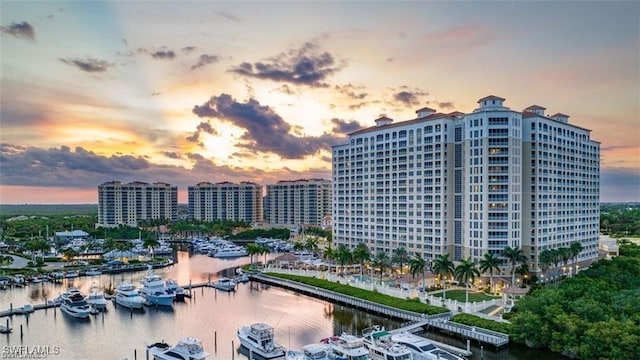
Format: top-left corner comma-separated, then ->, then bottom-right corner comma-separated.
237,323 -> 286,359
362,326 -> 412,360
165,278 -> 188,301
321,332 -> 370,360
212,277 -> 237,292
389,331 -> 466,360
86,282 -> 108,311
59,288 -> 92,319
113,282 -> 145,310
211,244 -> 248,258
147,337 -> 210,360
140,266 -> 174,306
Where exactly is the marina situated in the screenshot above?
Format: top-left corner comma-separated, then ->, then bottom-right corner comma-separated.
0,251 -> 564,360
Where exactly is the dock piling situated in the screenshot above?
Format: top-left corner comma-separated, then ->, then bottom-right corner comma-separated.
20,324 -> 23,338
231,340 -> 234,360
214,331 -> 217,352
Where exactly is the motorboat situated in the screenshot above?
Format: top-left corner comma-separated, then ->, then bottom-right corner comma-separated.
85,268 -> 102,276
362,326 -> 412,360
140,266 -> 174,306
64,271 -> 79,279
86,282 -> 108,311
165,278 -> 188,301
236,323 -> 286,359
212,277 -> 237,292
147,337 -> 210,360
321,332 -> 370,360
212,245 -> 247,258
12,275 -> 25,287
113,282 -> 145,309
389,331 -> 466,360
59,287 -> 91,319
29,276 -> 43,284
287,343 -> 331,360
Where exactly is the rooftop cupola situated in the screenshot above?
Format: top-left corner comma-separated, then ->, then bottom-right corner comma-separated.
415,106 -> 436,118
375,115 -> 393,127
477,95 -> 506,108
551,113 -> 569,123
524,105 -> 546,116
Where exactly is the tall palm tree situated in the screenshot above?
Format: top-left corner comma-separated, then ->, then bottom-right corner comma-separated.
352,243 -> 371,277
409,253 -> 427,290
432,253 -> 455,299
392,247 -> 410,275
322,244 -> 336,263
569,241 -> 583,276
258,244 -> 270,266
479,252 -> 501,294
538,249 -> 553,285
304,237 -> 319,257
454,257 -> 481,303
246,243 -> 261,267
142,232 -> 160,258
558,247 -> 571,276
548,248 -> 562,285
502,246 -> 527,287
372,251 -> 391,283
336,244 -> 352,275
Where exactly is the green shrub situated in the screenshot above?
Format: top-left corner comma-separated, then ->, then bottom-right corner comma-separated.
450,313 -> 512,334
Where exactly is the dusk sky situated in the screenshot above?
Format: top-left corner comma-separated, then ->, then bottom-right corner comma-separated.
1,1 -> 638,204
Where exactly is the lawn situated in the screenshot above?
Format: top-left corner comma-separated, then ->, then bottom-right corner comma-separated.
432,289 -> 499,302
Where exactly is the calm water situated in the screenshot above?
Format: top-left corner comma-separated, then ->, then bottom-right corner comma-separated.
0,251 -> 561,360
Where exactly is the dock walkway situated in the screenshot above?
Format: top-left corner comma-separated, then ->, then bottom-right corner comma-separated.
252,273 -> 509,348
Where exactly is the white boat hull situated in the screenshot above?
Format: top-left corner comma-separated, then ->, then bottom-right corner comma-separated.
61,305 -> 91,319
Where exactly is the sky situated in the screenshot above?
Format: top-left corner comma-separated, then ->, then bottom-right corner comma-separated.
1,1 -> 639,204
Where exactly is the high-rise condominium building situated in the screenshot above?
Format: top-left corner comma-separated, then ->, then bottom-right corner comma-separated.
97,181 -> 178,228
332,95 -> 599,275
264,179 -> 332,227
188,181 -> 263,223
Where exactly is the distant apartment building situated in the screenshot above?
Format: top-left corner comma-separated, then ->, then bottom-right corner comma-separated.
188,181 -> 263,223
332,95 -> 599,276
264,179 -> 332,227
97,181 -> 178,228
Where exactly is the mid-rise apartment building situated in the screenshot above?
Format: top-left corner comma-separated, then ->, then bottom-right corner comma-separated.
264,179 -> 332,227
188,181 -> 263,223
332,95 -> 600,275
97,181 -> 178,227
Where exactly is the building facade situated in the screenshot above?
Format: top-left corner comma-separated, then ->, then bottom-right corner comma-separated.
332,95 -> 600,275
97,181 -> 178,228
188,181 -> 263,223
264,179 -> 332,227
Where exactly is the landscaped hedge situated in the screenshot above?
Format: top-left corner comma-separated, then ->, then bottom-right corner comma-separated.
264,272 -> 448,315
450,313 -> 512,334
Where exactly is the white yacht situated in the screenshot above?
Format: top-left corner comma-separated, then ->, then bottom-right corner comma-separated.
212,245 -> 247,258
140,266 -> 174,306
236,323 -> 286,359
86,282 -> 108,311
147,337 -> 210,360
85,268 -> 102,276
165,279 -> 188,301
113,282 -> 145,309
362,326 -> 412,360
59,287 -> 92,319
321,332 -> 370,360
212,277 -> 237,292
287,343 -> 331,360
389,332 -> 466,360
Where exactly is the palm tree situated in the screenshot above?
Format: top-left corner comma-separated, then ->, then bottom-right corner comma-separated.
479,252 -> 501,294
304,237 -> 319,257
516,262 -> 530,286
142,232 -> 160,258
432,253 -> 455,299
352,243 -> 371,277
293,242 -> 305,252
392,247 -> 410,275
558,247 -> 571,276
246,243 -> 262,267
549,248 -> 562,285
336,245 -> 352,275
258,244 -> 270,266
372,251 -> 391,283
408,253 -> 427,290
502,246 -> 527,287
538,249 -> 553,285
454,257 -> 481,303
569,241 -> 583,276
322,244 -> 336,262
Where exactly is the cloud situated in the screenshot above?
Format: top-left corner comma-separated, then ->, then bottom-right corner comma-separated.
420,24 -> 495,57
217,11 -> 241,23
335,84 -> 368,99
59,57 -> 115,73
181,46 -> 196,54
185,121 -> 218,146
161,151 -> 182,159
151,48 -> 176,60
330,118 -> 362,134
437,101 -> 455,110
390,86 -> 429,107
0,21 -> 35,41
191,54 -> 219,70
229,42 -> 343,87
273,84 -> 296,96
192,93 -> 344,158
